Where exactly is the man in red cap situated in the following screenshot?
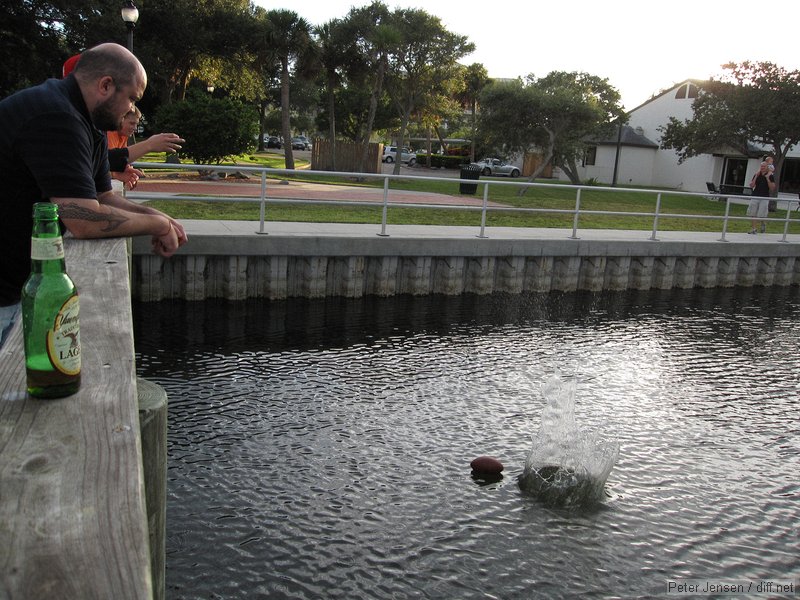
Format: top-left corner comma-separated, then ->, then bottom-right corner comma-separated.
62,53 -> 81,78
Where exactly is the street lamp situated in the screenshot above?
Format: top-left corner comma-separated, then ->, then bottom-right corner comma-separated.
121,0 -> 139,53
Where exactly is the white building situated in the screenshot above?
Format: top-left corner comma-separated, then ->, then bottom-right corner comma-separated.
560,80 -> 800,196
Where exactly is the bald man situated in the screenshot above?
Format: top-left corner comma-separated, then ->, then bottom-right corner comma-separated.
0,43 -> 187,330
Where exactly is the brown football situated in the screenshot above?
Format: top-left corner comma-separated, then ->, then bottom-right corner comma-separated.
470,456 -> 504,474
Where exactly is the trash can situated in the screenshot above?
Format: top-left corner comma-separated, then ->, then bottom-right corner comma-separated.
459,164 -> 481,194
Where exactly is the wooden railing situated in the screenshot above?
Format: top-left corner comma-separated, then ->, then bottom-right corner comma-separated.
0,237 -> 154,599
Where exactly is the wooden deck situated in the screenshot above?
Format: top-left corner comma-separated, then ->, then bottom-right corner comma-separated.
0,237 -> 152,599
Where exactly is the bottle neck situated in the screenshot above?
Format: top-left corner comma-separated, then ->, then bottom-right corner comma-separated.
30,223 -> 67,275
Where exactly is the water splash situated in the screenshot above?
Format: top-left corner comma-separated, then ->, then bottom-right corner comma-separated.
519,373 -> 619,507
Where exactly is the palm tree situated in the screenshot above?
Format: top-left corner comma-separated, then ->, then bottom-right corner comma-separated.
460,63 -> 490,162
265,9 -> 313,170
315,19 -> 354,171
343,1 -> 398,172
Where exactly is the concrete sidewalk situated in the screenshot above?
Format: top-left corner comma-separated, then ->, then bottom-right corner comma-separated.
177,219 -> 800,249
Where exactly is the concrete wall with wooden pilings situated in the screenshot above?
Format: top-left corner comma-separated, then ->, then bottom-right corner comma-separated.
130,222 -> 800,301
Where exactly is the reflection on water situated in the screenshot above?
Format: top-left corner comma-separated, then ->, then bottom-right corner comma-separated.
133,287 -> 800,600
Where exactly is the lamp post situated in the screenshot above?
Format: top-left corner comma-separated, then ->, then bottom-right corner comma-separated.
611,119 -> 623,187
121,0 -> 139,53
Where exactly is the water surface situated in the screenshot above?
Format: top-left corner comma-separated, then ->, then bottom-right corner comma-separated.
133,288 -> 800,599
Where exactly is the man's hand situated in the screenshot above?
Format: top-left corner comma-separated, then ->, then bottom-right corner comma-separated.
147,133 -> 184,154
151,220 -> 180,257
113,164 -> 145,190
168,218 -> 189,246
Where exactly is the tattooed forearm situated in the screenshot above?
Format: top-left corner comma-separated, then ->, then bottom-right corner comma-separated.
56,202 -> 129,233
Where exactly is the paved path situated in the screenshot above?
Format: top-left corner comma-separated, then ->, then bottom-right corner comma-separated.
133,177 -> 501,207
133,160 -> 491,207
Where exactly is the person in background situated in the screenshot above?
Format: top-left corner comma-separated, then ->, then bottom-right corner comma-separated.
748,161 -> 777,234
0,42 -> 188,346
62,53 -> 82,78
107,106 -> 184,190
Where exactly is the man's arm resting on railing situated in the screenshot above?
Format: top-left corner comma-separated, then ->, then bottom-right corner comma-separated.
96,189 -> 188,244
51,195 -> 185,257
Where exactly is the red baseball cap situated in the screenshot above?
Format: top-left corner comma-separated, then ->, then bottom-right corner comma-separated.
62,53 -> 81,78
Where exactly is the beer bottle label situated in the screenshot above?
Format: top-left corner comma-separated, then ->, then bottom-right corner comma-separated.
31,236 -> 65,261
47,295 -> 81,375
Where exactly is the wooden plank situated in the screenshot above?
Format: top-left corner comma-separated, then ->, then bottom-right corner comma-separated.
0,237 -> 152,599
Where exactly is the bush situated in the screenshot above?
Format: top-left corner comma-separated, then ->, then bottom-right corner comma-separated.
414,153 -> 469,169
154,91 -> 258,164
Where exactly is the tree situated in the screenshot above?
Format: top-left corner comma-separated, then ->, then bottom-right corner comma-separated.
154,91 -> 257,164
263,9 -> 315,170
248,7 -> 282,151
341,1 -> 399,172
457,63 -> 490,162
0,0 -> 73,96
478,72 -> 625,191
315,18 -> 355,170
414,81 -> 465,159
660,62 -> 800,181
384,8 -> 474,175
50,0 -> 255,110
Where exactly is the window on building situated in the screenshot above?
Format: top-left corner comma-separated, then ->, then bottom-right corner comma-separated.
583,145 -> 597,166
675,83 -> 698,99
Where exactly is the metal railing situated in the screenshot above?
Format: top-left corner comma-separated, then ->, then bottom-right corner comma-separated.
130,161 -> 800,243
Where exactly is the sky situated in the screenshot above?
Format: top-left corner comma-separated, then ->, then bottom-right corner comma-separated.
254,0 -> 800,110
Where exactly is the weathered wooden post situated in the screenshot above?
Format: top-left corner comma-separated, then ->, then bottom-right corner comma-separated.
137,377 -> 167,600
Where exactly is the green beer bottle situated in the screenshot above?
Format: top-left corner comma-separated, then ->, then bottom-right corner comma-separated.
21,202 -> 81,398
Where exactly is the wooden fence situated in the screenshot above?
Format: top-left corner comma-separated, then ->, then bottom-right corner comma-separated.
311,140 -> 383,173
523,151 -> 553,177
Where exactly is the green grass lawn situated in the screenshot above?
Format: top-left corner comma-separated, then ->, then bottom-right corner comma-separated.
137,152 -> 800,234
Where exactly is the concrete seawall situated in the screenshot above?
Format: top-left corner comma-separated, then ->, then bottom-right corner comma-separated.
130,221 -> 800,301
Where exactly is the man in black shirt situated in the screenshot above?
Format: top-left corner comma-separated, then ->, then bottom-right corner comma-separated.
0,43 -> 187,343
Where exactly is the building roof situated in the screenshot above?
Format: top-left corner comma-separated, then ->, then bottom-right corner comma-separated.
590,125 -> 659,149
628,78 -> 707,113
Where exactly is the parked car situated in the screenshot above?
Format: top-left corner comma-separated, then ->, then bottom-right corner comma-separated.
265,136 -> 282,149
291,136 -> 312,150
471,157 -> 520,177
383,146 -> 416,165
